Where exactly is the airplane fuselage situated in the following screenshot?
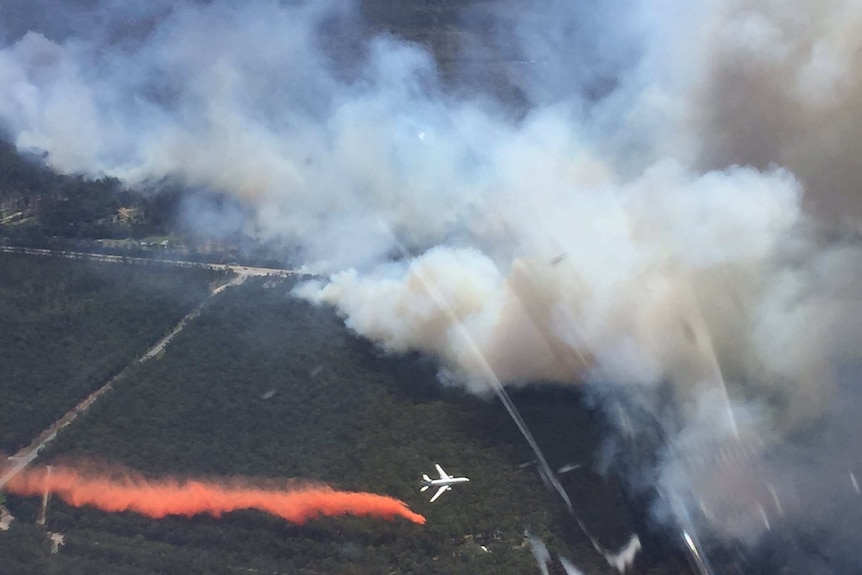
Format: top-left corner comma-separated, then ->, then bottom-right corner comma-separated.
420,464 -> 470,502
421,476 -> 470,488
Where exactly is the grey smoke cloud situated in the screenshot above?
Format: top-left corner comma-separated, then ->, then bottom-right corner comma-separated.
679,0 -> 862,225
1,0 -> 861,570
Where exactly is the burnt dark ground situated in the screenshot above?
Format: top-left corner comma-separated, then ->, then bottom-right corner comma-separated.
489,385 -> 699,574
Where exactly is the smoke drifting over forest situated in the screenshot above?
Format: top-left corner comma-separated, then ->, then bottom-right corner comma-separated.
1,0 -> 861,571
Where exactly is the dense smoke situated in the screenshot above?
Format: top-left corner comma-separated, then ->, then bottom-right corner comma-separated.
1,0 -> 861,571
688,0 -> 862,225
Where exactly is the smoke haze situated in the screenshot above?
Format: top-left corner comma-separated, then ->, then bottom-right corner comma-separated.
1,0 -> 861,571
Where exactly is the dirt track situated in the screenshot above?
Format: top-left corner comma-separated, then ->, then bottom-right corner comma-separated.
0,270 -> 251,490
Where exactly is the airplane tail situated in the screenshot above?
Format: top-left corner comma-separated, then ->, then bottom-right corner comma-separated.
422,474 -> 432,482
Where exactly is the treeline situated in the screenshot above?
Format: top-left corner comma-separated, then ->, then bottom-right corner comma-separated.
0,139 -> 181,242
3,278 -> 610,575
0,140 -> 298,268
0,251 -> 229,453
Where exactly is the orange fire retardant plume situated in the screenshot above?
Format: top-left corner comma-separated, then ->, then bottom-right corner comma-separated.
6,465 -> 426,525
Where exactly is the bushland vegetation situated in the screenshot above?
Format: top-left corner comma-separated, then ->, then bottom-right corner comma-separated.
0,140 -> 182,243
3,278 -> 623,575
0,251 -> 229,453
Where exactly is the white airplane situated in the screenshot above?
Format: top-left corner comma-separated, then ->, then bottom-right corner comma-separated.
420,464 -> 470,502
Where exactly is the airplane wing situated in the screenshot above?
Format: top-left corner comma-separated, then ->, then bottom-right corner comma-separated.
429,485 -> 450,503
435,464 -> 450,479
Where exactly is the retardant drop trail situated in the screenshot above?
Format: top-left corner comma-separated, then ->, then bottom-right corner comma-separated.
6,464 -> 426,525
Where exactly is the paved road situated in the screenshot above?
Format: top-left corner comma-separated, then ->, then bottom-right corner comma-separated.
0,245 -> 310,277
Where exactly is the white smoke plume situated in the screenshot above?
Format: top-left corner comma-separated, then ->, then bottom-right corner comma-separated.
1,1 -> 861,571
559,555 -> 587,575
526,530 -> 552,575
